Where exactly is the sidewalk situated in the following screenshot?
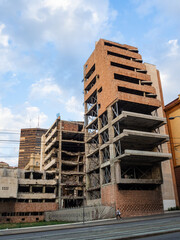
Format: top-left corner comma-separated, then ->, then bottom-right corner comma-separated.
0,210 -> 180,237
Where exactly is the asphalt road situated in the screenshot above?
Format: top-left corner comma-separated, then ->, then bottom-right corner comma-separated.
1,213 -> 180,240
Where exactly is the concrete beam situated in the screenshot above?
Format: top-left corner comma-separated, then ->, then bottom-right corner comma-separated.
117,178 -> 162,184
115,149 -> 171,164
18,193 -> 56,199
18,179 -> 57,185
112,111 -> 166,130
113,129 -> 169,146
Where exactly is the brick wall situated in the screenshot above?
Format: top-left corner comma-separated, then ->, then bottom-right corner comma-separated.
62,121 -> 79,131
0,202 -> 58,223
101,184 -> 163,217
0,215 -> 44,224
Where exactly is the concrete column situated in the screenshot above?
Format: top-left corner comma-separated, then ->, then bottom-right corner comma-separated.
107,106 -> 116,184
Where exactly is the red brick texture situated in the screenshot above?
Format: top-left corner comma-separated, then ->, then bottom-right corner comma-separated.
62,121 -> 79,131
0,202 -> 58,223
101,184 -> 163,217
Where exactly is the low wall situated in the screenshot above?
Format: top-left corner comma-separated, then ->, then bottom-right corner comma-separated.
45,205 -> 115,222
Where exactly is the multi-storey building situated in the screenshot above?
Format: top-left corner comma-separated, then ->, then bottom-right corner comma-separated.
0,168 -> 57,223
165,95 -> 180,205
41,117 -> 85,208
84,39 -> 176,217
18,128 -> 47,169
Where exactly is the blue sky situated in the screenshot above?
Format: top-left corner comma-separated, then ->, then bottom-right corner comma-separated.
0,0 -> 179,166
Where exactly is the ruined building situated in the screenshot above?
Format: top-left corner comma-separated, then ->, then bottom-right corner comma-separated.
0,168 -> 57,223
18,128 -> 47,169
40,117 -> 85,208
84,39 -> 176,216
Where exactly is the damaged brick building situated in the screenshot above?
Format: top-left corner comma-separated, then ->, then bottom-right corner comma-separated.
84,39 -> 176,217
40,117 -> 85,209
0,38 -> 177,223
0,168 -> 58,223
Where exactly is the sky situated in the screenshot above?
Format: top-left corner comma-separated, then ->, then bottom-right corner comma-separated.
0,0 -> 179,166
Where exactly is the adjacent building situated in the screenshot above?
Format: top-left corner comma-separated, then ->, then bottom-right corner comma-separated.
84,39 -> 175,217
165,95 -> 180,205
0,168 -> 57,223
40,117 -> 85,209
18,128 -> 47,169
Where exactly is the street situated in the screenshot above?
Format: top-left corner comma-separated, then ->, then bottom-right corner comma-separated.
0,213 -> 180,240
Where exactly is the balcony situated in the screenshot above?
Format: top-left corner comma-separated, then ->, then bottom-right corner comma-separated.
114,149 -> 171,164
45,137 -> 58,153
113,129 -> 169,149
45,126 -> 57,144
44,158 -> 56,171
44,149 -> 57,163
112,111 -> 166,130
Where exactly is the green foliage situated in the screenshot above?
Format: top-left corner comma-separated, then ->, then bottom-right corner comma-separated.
168,206 -> 180,211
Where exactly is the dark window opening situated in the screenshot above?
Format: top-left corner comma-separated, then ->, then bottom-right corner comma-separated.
121,164 -> 154,180
118,184 -> 159,190
46,173 -> 55,180
62,164 -> 77,172
85,76 -> 96,93
104,42 -> 127,50
78,190 -> 83,196
33,172 -> 43,180
18,186 -> 30,193
107,51 -> 131,60
78,124 -> 84,131
79,176 -> 84,182
85,64 -> 95,81
45,199 -> 55,202
98,87 -> 102,93
25,172 -> 31,179
111,62 -> 135,71
114,73 -> 139,84
45,187 -> 55,193
32,199 -> 43,202
118,86 -> 144,96
32,186 -> 43,193
79,165 -> 83,172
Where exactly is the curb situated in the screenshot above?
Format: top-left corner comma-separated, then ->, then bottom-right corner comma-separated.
0,211 -> 180,237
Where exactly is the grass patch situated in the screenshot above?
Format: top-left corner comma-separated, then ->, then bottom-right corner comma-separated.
0,221 -> 69,230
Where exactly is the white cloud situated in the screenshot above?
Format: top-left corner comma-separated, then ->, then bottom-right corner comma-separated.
25,106 -> 48,128
6,0 -> 114,50
0,24 -> 9,47
30,77 -> 62,99
65,96 -> 84,120
167,39 -> 179,57
135,0 -> 180,19
0,103 -> 48,166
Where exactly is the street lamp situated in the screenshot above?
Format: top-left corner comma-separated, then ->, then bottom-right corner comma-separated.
169,116 -> 180,120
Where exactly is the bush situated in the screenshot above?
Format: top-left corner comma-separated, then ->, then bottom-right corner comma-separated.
168,206 -> 180,211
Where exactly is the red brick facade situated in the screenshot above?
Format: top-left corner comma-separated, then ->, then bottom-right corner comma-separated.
0,201 -> 58,223
101,184 -> 163,217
